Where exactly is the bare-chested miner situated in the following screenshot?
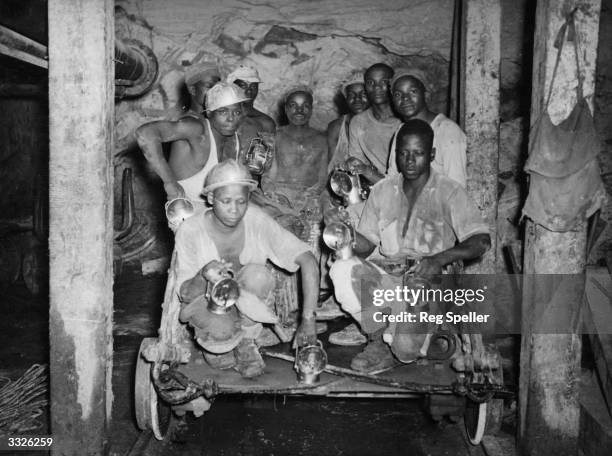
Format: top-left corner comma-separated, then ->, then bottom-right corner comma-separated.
135,82 -> 249,205
261,86 -> 328,215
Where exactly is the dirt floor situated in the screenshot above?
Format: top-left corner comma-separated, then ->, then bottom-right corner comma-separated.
0,259 -> 518,456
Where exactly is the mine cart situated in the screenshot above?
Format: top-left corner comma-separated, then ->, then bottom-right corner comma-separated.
135,245 -> 509,447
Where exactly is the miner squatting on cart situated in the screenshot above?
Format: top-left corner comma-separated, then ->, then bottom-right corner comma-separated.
326,119 -> 490,372
174,159 -> 319,378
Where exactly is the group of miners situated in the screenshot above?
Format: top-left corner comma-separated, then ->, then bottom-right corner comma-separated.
134,61 -> 491,378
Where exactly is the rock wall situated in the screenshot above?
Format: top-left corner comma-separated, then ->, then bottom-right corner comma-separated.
114,0 -> 455,144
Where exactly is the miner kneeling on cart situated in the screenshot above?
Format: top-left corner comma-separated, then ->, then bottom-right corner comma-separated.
174,159 -> 319,378
326,119 -> 491,372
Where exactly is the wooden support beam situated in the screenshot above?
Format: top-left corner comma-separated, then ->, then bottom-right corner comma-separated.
461,0 -> 501,273
519,1 -> 601,455
0,24 -> 48,69
48,0 -> 114,454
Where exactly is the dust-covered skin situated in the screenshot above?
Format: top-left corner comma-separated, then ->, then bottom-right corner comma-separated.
262,91 -> 328,213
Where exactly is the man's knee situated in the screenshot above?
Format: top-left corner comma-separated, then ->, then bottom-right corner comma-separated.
390,333 -> 429,362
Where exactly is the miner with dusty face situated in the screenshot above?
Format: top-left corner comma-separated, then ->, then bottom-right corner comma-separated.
345,63 -> 402,184
135,82 -> 249,209
386,69 -> 467,187
175,159 -> 319,378
227,64 -> 276,134
327,70 -> 371,172
327,119 -> 490,372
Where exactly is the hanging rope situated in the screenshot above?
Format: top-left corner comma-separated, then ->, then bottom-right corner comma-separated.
0,364 -> 48,435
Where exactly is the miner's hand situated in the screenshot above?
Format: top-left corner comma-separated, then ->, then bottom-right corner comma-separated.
344,157 -> 368,175
164,181 -> 186,201
409,256 -> 444,276
323,206 -> 351,225
294,317 -> 317,348
200,259 -> 233,282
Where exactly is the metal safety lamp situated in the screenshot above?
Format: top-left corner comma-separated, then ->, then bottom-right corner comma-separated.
181,262 -> 243,355
201,263 -> 240,314
245,134 -> 274,176
294,340 -> 328,385
323,221 -> 355,260
329,168 -> 367,206
165,197 -> 195,227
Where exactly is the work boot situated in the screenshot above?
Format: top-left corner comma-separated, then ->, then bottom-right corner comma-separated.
234,338 -> 266,378
350,339 -> 396,372
256,325 -> 297,347
255,322 -> 328,347
203,351 -> 236,370
329,323 -> 367,346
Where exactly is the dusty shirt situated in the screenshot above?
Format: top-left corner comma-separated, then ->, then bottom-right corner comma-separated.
357,171 -> 488,260
327,115 -> 350,173
175,205 -> 310,287
348,109 -> 402,175
387,114 -> 467,188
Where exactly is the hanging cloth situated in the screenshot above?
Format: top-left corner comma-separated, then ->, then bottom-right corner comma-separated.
522,11 -> 607,231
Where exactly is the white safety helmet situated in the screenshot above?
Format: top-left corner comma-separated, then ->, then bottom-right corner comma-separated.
341,70 -> 365,95
202,159 -> 258,196
226,65 -> 261,84
205,82 -> 250,112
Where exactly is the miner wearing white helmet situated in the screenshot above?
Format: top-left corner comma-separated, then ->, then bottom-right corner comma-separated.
326,70 -> 370,172
227,64 -> 276,133
135,82 -> 250,208
174,159 -> 319,378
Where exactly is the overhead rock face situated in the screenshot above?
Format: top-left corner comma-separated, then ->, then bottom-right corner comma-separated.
115,0 -> 453,140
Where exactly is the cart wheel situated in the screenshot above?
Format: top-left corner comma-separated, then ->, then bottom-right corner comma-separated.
464,400 -> 486,444
135,338 -> 172,440
464,363 -> 504,444
464,398 -> 504,444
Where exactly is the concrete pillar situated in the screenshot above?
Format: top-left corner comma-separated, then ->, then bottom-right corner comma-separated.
519,1 -> 601,454
48,0 -> 114,454
461,0 -> 501,273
